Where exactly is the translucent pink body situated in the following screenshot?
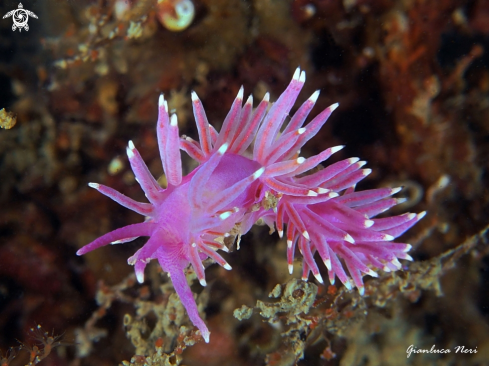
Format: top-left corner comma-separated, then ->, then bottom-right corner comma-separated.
77,68 -> 424,343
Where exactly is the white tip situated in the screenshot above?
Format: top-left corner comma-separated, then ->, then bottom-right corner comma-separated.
220,245 -> 229,252
223,263 -> 232,270
367,269 -> 378,277
88,182 -> 100,189
273,207 -> 277,213
403,254 -> 414,261
309,90 -> 320,103
348,157 -> 360,164
302,231 -> 310,240
126,147 -> 135,159
345,234 -> 355,243
292,67 -> 300,80
297,127 -> 306,135
245,94 -> 253,105
297,157 -> 305,164
330,277 -> 335,285
404,244 -> 412,252
391,187 -> 403,194
391,258 -> 402,269
363,168 -> 372,176
263,92 -> 270,102
288,263 -> 293,274
317,187 -> 329,194
365,220 -> 374,228
331,145 -> 345,154
299,70 -> 306,83
136,271 -> 144,284
307,190 -> 318,197
128,140 -> 135,150
358,286 -> 365,296
278,230 -> 283,238
191,242 -> 197,247
224,233 -> 230,237
287,239 -> 293,248
357,161 -> 367,168
383,234 -> 395,241
253,167 -> 265,179
158,94 -> 164,108
383,266 -> 391,272
407,213 -> 416,220
324,259 -> 332,271
330,103 -> 339,112
170,114 -> 178,126
329,192 -> 339,198
191,91 -> 199,102
219,211 -> 232,220
417,211 -> 427,220
237,86 -> 243,99
396,198 -> 408,204
218,143 -> 229,155
314,272 -> 324,284
199,278 -> 207,287
343,280 -> 352,291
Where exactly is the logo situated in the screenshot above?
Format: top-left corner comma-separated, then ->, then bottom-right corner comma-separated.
3,3 -> 38,32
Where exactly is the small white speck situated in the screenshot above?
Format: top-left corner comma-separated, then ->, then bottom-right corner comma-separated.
417,211 -> 427,220
307,190 -> 318,197
324,259 -> 332,271
128,140 -> 135,150
218,143 -> 229,155
288,263 -> 293,274
170,114 -> 178,126
297,127 -> 306,134
219,211 -> 232,220
383,234 -> 395,241
317,187 -> 329,194
191,91 -> 199,102
297,157 -> 305,164
223,263 -> 232,270
199,278 -> 207,287
253,167 -> 265,179
391,187 -> 403,194
302,231 -> 310,240
263,92 -> 270,102
88,182 -> 100,189
237,86 -> 243,100
299,70 -> 306,83
345,234 -> 355,243
287,239 -> 293,248
365,220 -> 374,228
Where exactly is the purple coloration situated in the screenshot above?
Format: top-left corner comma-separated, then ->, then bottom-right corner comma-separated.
77,68 -> 424,343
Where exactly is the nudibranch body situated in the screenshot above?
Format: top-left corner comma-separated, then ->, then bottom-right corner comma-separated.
77,68 -> 424,343
156,0 -> 195,31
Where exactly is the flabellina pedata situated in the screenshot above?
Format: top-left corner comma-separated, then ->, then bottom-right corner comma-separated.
77,67 -> 425,343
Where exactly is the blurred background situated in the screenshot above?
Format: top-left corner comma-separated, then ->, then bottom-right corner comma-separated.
0,0 -> 488,365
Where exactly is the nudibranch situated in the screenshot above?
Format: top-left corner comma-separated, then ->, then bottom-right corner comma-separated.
156,0 -> 195,32
77,68 -> 424,343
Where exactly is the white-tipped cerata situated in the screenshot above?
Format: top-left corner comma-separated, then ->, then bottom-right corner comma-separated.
88,182 -> 100,189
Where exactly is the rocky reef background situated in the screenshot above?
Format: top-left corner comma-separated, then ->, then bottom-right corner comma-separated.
0,0 -> 488,365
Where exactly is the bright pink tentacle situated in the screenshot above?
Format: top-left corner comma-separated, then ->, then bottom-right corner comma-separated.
281,103 -> 338,161
299,237 -> 323,283
310,201 -> 373,228
286,225 -> 298,274
302,208 -> 354,243
233,93 -> 270,155
371,212 -> 416,231
328,245 -> 350,288
295,158 -> 359,187
77,222 -> 155,255
336,187 -> 402,208
189,243 -> 206,286
126,141 -> 161,204
88,183 -> 153,216
165,114 -> 182,186
197,241 -> 231,269
264,158 -> 305,178
180,137 -> 206,162
191,91 -> 213,156
335,222 -> 394,242
356,198 -> 406,218
214,87 -> 243,149
163,262 -> 210,343
284,146 -> 344,177
282,90 -> 320,135
254,68 -> 305,162
264,177 -> 317,197
230,95 -> 253,149
264,129 -> 302,165
209,124 -> 218,147
283,202 -> 309,240
383,212 -> 426,238
156,94 -> 170,175
322,167 -> 371,192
